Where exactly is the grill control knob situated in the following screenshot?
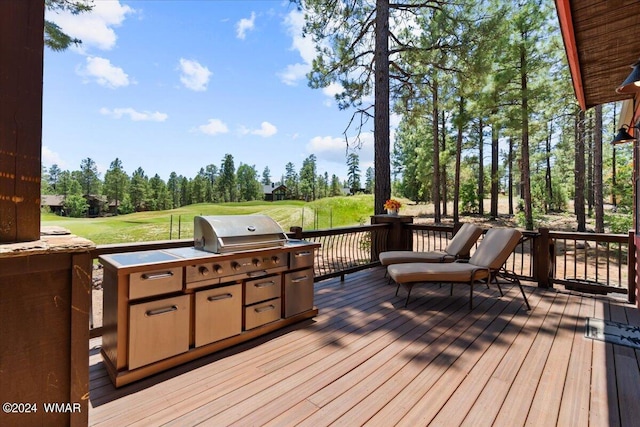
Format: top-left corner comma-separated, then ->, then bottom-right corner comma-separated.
252,258 -> 262,267
198,266 -> 210,276
231,262 -> 240,271
213,265 -> 223,274
271,256 -> 280,264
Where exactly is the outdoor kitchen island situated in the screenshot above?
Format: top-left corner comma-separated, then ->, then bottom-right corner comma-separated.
99,216 -> 320,388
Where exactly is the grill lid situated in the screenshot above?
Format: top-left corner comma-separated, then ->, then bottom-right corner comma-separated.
194,214 -> 288,253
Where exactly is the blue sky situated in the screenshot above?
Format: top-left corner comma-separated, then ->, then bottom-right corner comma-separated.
43,0 -> 381,183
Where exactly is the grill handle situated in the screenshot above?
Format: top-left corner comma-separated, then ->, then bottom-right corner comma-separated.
291,275 -> 309,283
247,270 -> 268,278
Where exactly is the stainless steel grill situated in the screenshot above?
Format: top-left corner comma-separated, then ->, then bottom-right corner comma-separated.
193,215 -> 288,254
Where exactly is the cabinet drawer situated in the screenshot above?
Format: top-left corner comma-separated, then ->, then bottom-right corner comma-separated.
284,268 -> 314,317
245,298 -> 281,330
195,284 -> 242,347
129,267 -> 182,300
245,275 -> 281,305
290,249 -> 314,270
128,294 -> 190,370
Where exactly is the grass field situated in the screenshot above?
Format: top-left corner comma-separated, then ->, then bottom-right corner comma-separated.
41,195 -> 375,245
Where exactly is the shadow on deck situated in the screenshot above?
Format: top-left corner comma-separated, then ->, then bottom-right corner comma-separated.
89,267 -> 640,426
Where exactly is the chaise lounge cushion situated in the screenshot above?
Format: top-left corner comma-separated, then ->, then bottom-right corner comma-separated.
379,223 -> 483,266
387,262 -> 490,283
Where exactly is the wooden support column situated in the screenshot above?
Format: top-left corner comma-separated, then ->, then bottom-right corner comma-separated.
0,0 -> 44,242
534,227 -> 553,288
370,214 -> 413,261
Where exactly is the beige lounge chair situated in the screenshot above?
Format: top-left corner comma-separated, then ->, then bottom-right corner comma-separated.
387,228 -> 530,310
379,223 -> 483,266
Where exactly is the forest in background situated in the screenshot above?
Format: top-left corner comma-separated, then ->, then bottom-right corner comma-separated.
42,0 -> 635,234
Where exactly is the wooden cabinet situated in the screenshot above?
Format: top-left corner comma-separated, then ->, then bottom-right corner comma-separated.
195,284 -> 242,346
128,294 -> 190,369
284,268 -> 314,318
100,243 -> 319,388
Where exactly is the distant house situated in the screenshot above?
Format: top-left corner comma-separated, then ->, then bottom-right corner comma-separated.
41,194 -> 65,215
263,183 -> 287,201
41,194 -> 110,217
84,194 -> 107,217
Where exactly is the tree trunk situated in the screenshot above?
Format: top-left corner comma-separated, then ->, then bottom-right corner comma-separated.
432,79 -> 441,223
520,43 -> 533,231
594,104 -> 604,232
441,110 -> 447,217
508,137 -> 514,215
373,0 -> 391,214
454,97 -> 463,223
490,117 -> 499,219
575,110 -> 586,232
545,122 -> 553,213
478,118 -> 484,216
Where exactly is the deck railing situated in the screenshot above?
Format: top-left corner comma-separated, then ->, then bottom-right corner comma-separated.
88,218 -> 636,336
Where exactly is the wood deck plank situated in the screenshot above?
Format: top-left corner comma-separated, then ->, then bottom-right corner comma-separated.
555,295 -> 594,427
85,268 -> 640,427
294,287 -> 507,426
487,290 -> 573,426
524,291 -> 585,426
360,285 -> 534,427
426,287 -> 540,426
395,288 -> 545,426
458,289 -> 558,427
609,302 -> 640,426
589,297 -> 620,427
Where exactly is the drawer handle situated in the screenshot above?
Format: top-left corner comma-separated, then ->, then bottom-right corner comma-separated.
291,275 -> 309,283
207,293 -> 233,301
255,304 -> 276,313
141,271 -> 174,280
294,251 -> 312,257
254,281 -> 275,288
247,270 -> 268,278
145,305 -> 178,316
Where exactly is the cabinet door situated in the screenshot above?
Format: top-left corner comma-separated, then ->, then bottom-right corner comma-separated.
284,268 -> 314,317
129,267 -> 182,300
245,299 -> 281,330
195,284 -> 242,347
128,295 -> 190,370
245,275 -> 281,305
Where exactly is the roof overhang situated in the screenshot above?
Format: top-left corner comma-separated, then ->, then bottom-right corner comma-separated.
555,0 -> 640,110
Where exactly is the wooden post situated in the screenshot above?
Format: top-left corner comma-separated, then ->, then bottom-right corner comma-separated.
289,226 -> 303,239
629,231 -> 636,305
0,0 -> 44,242
370,214 -> 413,261
534,227 -> 552,288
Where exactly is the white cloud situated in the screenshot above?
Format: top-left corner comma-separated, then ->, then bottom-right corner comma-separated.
279,10 -> 316,86
178,58 -> 212,92
240,121 -> 278,137
236,12 -> 256,39
42,146 -> 66,169
198,119 -> 229,136
77,56 -> 130,88
46,0 -> 135,51
307,133 -> 374,164
100,107 -> 168,122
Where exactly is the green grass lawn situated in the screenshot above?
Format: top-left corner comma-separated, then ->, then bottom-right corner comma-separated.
41,195 -> 375,245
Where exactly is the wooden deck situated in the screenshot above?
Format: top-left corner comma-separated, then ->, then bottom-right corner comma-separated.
89,267 -> 640,426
